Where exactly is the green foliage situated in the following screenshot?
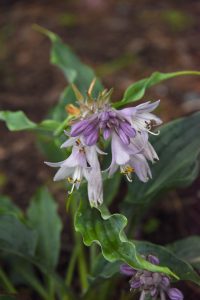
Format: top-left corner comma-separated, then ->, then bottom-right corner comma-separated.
33,25 -> 103,121
75,199 -> 176,278
1,27 -> 200,297
0,214 -> 37,258
135,241 -> 200,285
124,112 -> 200,219
27,187 -> 62,271
0,111 -> 37,131
0,110 -> 60,132
103,173 -> 121,205
0,196 -> 23,219
0,190 -> 62,273
168,236 -> 200,269
114,71 -> 200,108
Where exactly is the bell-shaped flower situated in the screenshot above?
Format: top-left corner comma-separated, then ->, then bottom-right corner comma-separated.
45,136 -> 105,207
119,100 -> 162,136
108,132 -> 152,182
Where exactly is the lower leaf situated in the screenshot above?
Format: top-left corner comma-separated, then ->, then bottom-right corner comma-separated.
75,199 -> 176,279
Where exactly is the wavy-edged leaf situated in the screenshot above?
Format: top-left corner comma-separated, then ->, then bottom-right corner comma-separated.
27,187 -> 62,270
123,112 -> 200,218
114,71 -> 200,107
135,240 -> 200,285
89,241 -> 200,286
75,199 -> 176,278
168,236 -> 200,269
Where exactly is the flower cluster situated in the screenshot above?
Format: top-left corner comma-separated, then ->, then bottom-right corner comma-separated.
120,255 -> 184,300
45,80 -> 162,207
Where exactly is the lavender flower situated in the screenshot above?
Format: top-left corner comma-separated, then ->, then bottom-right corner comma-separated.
120,255 -> 183,300
70,81 -> 162,183
45,135 -> 105,207
45,80 -> 162,206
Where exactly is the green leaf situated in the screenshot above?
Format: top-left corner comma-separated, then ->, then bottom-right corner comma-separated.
75,199 -> 176,278
0,110 -> 61,132
91,254 -> 121,279
114,71 -> 200,107
0,195 -> 23,219
34,26 -> 103,121
38,119 -> 61,131
135,240 -> 200,285
123,112 -> 200,218
168,236 -> 200,269
90,240 -> 200,286
0,111 -> 37,131
0,214 -> 37,258
27,187 -> 62,270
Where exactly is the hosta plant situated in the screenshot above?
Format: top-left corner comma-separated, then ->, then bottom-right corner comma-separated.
0,26 -> 200,300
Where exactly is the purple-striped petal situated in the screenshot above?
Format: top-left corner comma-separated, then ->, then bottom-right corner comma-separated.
85,130 -> 99,146
71,119 -> 91,136
120,122 -> 136,138
118,128 -> 130,145
83,123 -> 98,136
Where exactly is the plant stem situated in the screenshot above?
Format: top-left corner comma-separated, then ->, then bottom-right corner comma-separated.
18,267 -> 49,300
0,268 -> 16,294
65,243 -> 79,286
71,197 -> 88,293
46,275 -> 56,300
77,234 -> 88,293
54,116 -> 73,136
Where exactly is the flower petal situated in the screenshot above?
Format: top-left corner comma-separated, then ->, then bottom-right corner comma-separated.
60,137 -> 77,148
44,160 -> 66,167
111,133 -> 130,165
54,166 -> 74,181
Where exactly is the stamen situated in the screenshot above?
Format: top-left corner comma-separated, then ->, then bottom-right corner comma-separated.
68,183 -> 75,194
125,174 -> 133,182
120,166 -> 135,182
67,177 -> 73,183
75,138 -> 81,146
67,177 -> 82,194
147,129 -> 160,136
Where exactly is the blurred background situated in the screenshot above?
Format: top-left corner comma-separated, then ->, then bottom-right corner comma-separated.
0,0 -> 200,299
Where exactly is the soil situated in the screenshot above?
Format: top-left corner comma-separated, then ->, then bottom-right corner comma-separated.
0,0 -> 200,299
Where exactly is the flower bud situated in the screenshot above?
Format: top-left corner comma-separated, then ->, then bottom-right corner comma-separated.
167,288 -> 184,300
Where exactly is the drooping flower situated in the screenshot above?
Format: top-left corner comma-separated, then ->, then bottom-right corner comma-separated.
120,255 -> 184,300
69,81 -> 162,183
45,79 -> 163,206
45,135 -> 104,207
